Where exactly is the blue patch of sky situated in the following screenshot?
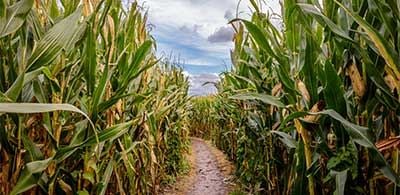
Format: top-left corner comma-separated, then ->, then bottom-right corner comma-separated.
135,0 -> 281,95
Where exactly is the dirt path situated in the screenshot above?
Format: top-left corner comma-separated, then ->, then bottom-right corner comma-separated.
185,138 -> 229,195
161,138 -> 234,195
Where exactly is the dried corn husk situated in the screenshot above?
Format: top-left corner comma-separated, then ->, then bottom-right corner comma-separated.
272,83 -> 282,96
347,62 -> 366,97
384,74 -> 397,92
304,101 -> 325,123
297,80 -> 310,103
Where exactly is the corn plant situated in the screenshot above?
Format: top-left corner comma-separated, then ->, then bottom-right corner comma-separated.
0,0 -> 190,194
190,0 -> 400,194
188,96 -> 218,139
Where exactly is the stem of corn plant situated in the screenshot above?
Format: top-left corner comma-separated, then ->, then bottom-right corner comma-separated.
294,119 -> 315,195
393,149 -> 399,195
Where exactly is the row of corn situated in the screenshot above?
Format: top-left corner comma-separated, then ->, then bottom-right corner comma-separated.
0,0 -> 190,194
190,0 -> 400,194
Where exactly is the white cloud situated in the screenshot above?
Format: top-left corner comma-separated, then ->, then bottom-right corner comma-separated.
207,26 -> 234,43
130,0 -> 281,95
137,0 -> 250,35
134,0 -> 256,64
224,10 -> 234,20
187,73 -> 219,96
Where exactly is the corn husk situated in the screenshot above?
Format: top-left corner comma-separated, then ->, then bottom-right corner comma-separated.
297,80 -> 310,103
304,101 -> 325,123
347,62 -> 366,97
272,83 -> 282,96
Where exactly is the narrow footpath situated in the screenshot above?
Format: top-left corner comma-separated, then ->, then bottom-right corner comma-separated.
185,138 -> 229,195
162,138 -> 234,195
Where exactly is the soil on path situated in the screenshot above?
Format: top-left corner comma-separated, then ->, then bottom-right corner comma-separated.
185,138 -> 229,195
162,138 -> 234,195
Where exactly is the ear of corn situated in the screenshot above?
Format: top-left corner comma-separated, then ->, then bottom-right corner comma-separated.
190,0 -> 400,194
0,1 -> 190,194
347,59 -> 366,98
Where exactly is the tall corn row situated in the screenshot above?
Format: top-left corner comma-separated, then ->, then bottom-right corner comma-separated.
190,0 -> 400,194
0,0 -> 190,194
188,96 -> 218,139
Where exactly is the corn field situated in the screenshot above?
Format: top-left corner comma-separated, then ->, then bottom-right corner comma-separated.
0,0 -> 190,194
190,0 -> 400,194
2,0 -> 400,194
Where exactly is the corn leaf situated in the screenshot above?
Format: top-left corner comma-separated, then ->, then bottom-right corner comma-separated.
0,103 -> 94,129
0,0 -> 5,18
27,7 -> 86,71
298,3 -> 353,42
314,109 -> 400,185
5,73 -> 24,101
10,158 -> 53,195
335,0 -> 400,79
271,130 -> 297,149
0,0 -> 33,38
331,169 -> 348,195
98,160 -> 114,195
84,121 -> 133,146
229,92 -> 285,108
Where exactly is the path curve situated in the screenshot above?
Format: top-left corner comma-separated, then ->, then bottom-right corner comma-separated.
185,138 -> 228,195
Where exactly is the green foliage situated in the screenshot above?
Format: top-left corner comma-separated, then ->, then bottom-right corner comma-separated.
0,1 -> 190,194
189,0 -> 400,194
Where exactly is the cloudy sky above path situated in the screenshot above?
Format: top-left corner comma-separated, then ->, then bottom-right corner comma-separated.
133,0 -> 281,95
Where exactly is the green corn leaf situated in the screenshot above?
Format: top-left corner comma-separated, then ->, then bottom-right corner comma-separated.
91,62 -> 112,120
229,92 -> 285,108
121,40 -> 153,87
55,121 -> 134,163
69,120 -> 89,146
335,0 -> 400,79
240,20 -> 279,63
0,91 -> 12,102
97,93 -> 136,114
53,146 -> 80,163
0,103 -> 94,129
249,0 -> 260,13
0,0 -> 5,18
83,22 -> 97,94
10,158 -> 53,195
49,0 -> 60,19
298,3 -> 353,42
27,7 -> 86,71
279,111 -> 308,129
128,59 -> 158,83
0,0 -> 33,38
313,110 -> 400,185
22,134 -> 44,161
293,141 -> 307,194
331,169 -> 348,195
231,74 -> 257,89
23,67 -> 50,86
277,108 -> 400,185
359,50 -> 399,108
98,160 -> 114,195
316,110 -> 372,148
271,130 -> 297,149
323,61 -> 346,115
84,121 -> 133,146
5,73 -> 24,101
369,148 -> 400,186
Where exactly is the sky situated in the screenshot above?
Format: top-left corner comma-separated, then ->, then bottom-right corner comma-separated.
134,0 -> 281,95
